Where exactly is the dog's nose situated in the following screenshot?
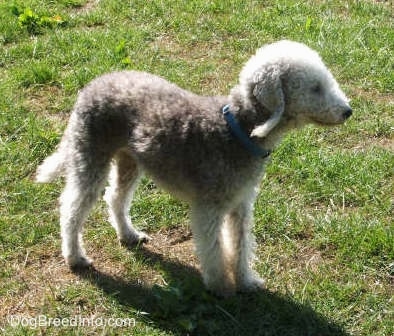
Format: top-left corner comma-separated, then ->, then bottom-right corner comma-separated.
343,108 -> 352,119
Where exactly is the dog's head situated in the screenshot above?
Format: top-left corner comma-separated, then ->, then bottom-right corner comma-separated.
238,40 -> 352,138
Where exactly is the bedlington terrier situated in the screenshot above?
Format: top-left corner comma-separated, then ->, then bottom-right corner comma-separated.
36,40 -> 352,297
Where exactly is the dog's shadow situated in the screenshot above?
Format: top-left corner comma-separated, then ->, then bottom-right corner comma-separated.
75,247 -> 348,336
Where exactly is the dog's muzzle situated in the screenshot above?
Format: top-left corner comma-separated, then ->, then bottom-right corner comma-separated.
343,108 -> 352,120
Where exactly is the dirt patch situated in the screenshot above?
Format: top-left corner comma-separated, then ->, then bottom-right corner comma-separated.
0,226 -> 196,324
373,137 -> 394,151
271,243 -> 327,272
150,34 -> 184,55
142,226 -> 197,270
71,0 -> 99,14
293,245 -> 324,273
25,85 -> 70,128
1,248 -> 76,319
350,87 -> 394,106
348,136 -> 394,153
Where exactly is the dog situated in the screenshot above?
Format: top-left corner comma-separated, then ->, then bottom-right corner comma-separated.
36,40 -> 352,296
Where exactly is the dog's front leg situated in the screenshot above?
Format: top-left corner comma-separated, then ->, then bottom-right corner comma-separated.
190,204 -> 235,297
226,193 -> 265,292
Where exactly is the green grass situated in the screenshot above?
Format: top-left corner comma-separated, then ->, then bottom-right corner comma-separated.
1,0 -> 393,335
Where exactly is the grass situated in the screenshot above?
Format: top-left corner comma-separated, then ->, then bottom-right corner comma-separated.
0,0 -> 393,335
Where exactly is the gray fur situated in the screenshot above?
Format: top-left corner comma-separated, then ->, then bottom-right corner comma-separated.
36,40 -> 351,296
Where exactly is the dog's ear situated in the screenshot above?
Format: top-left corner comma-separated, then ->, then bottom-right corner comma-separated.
250,68 -> 284,138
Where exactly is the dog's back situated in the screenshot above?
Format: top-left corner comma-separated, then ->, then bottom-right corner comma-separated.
36,71 -> 236,198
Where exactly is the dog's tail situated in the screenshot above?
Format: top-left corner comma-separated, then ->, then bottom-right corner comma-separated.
35,136 -> 68,183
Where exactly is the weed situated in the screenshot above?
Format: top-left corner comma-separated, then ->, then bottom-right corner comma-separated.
10,5 -> 66,35
114,40 -> 132,67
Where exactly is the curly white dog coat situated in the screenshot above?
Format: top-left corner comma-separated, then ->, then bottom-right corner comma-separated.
36,40 -> 352,296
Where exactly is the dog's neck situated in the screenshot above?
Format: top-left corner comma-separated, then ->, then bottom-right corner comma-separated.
227,85 -> 296,152
228,85 -> 270,133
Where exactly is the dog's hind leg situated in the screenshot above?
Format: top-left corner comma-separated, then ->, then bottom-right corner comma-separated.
104,149 -> 150,247
60,152 -> 111,268
190,203 -> 235,296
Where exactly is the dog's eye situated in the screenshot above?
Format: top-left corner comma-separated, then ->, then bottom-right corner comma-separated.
312,83 -> 322,94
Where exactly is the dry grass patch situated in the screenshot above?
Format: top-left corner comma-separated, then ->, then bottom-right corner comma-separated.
70,0 -> 99,14
147,226 -> 196,269
350,87 -> 394,106
0,225 -> 197,328
25,85 -> 69,127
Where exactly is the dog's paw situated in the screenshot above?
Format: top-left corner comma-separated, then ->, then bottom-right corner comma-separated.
210,286 -> 236,298
66,255 -> 93,269
119,231 -> 151,248
204,277 -> 236,298
207,284 -> 236,298
237,276 -> 265,293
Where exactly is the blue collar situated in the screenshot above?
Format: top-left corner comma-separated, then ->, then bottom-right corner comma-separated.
222,104 -> 271,158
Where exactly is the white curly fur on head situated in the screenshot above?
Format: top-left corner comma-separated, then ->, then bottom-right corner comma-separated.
240,40 -> 328,138
240,40 -> 325,89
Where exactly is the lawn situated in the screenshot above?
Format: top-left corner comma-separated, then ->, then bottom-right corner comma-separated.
0,0 -> 393,335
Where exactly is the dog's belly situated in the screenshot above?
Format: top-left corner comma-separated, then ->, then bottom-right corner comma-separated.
135,151 -> 264,207
136,156 -> 208,202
